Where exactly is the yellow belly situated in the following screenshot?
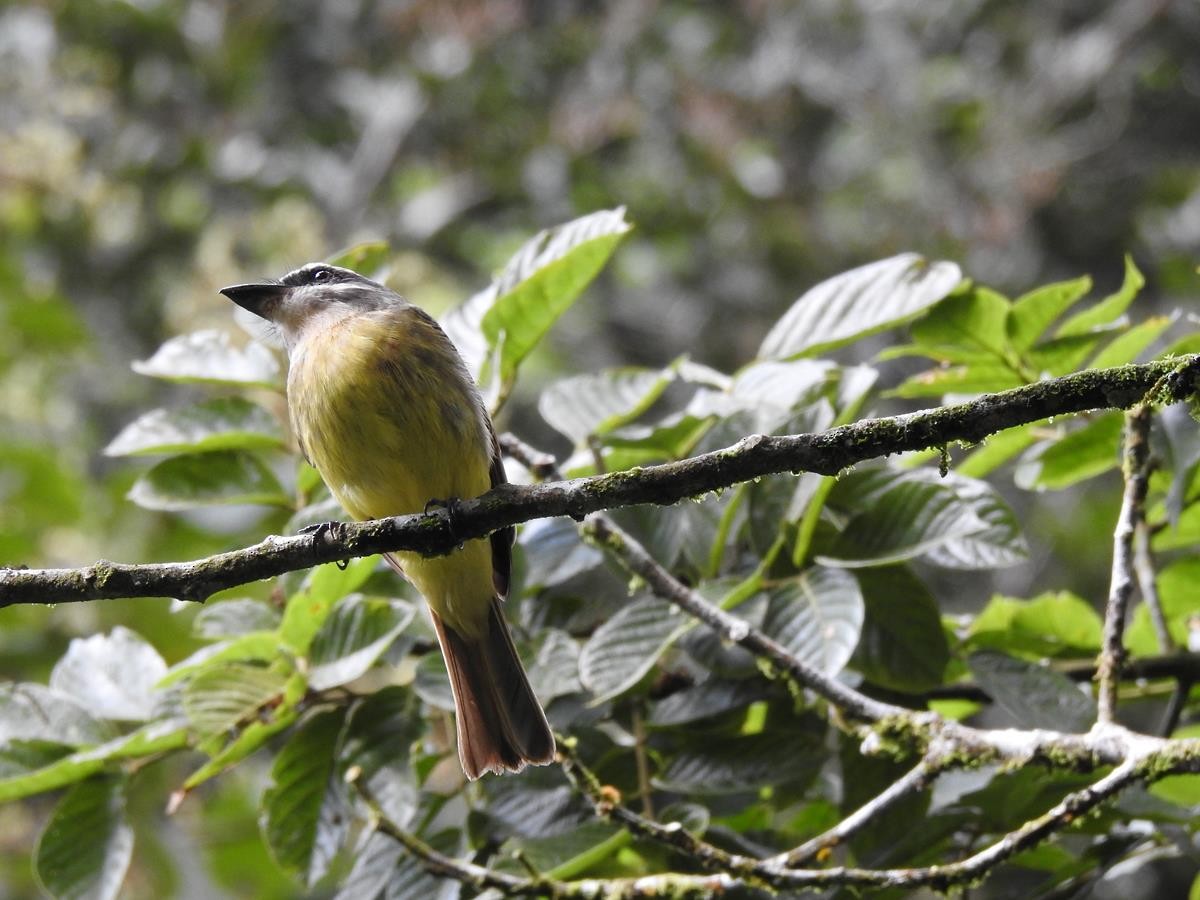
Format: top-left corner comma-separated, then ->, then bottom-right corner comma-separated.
287,308 -> 496,635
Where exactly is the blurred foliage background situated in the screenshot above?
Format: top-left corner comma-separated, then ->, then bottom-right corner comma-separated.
1,1 -> 1199,896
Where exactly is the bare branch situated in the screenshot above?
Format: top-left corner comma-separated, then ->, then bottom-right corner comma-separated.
2,357 -> 1196,607
773,756 -> 944,867
1097,406 -> 1153,723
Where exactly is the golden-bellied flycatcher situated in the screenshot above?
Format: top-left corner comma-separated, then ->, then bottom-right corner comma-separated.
221,263 -> 554,779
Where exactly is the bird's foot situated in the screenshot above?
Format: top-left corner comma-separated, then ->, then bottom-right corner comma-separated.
299,520 -> 345,539
299,520 -> 350,568
423,497 -> 464,543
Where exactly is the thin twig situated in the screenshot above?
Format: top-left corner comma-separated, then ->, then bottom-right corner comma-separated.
1097,406 -> 1153,723
581,514 -> 901,723
1134,515 -> 1172,654
772,756 -> 944,867
3,357 -> 1197,607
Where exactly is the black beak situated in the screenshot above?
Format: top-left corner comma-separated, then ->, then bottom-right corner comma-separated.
219,282 -> 288,319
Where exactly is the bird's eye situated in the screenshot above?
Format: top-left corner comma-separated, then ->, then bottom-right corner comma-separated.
311,268 -> 331,283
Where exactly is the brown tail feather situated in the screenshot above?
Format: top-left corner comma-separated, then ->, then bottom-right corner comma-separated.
430,599 -> 556,780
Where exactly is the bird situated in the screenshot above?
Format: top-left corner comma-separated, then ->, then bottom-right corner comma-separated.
220,262 -> 555,779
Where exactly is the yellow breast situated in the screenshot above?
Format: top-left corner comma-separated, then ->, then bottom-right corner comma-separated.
287,307 -> 493,522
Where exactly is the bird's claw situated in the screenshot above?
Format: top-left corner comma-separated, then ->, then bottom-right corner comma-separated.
299,520 -> 350,568
424,497 -> 464,542
299,520 -> 344,538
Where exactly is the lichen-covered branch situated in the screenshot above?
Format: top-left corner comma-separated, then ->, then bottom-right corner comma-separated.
1097,405 -> 1153,723
2,357 -> 1197,607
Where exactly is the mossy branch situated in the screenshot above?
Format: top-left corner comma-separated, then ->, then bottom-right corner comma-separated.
2,357 -> 1196,607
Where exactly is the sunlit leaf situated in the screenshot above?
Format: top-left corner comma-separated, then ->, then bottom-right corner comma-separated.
540,365 -> 675,445
49,627 -> 167,722
1087,314 -> 1175,369
127,450 -> 290,510
104,398 -> 284,457
280,557 -> 380,654
308,595 -> 413,690
967,592 -> 1103,658
957,424 -> 1039,479
442,208 -> 632,404
159,632 -> 280,688
194,599 -> 282,639
1007,275 -> 1092,350
1014,413 -> 1123,491
182,663 -> 288,737
132,330 -> 281,389
35,776 -> 133,900
760,254 -> 962,360
1056,255 -> 1144,336
0,721 -> 187,803
907,285 -> 1011,360
0,684 -> 115,745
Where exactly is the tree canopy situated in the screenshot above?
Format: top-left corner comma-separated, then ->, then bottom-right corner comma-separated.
2,3 -> 1200,899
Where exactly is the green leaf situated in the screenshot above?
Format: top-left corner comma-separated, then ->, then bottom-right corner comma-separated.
761,567 -> 863,677
0,684 -> 116,745
131,329 -> 281,389
759,253 -> 962,360
262,709 -> 347,886
967,651 -> 1096,731
127,450 -> 290,510
852,567 -> 949,692
501,821 -> 626,880
35,776 -> 133,900
822,469 -> 1026,570
1150,724 -> 1200,807
181,677 -> 304,792
442,208 -> 632,403
49,627 -> 167,722
0,721 -> 187,803
182,663 -> 289,737
194,598 -> 282,639
1026,330 -> 1112,376
957,424 -> 1039,478
527,629 -> 584,703
1007,276 -> 1093,349
908,285 -> 1011,361
104,398 -> 284,457
648,679 -> 768,727
334,830 -> 458,900
1015,412 -> 1123,491
519,518 -> 603,589
1087,314 -> 1175,369
578,597 -> 692,704
327,240 -> 391,277
539,365 -> 675,446
654,728 -> 825,795
1126,558 -> 1200,654
280,557 -> 379,654
341,688 -> 422,828
308,595 -> 413,690
888,362 -> 1025,399
1056,255 -> 1145,336
158,632 -> 281,687
967,592 -> 1104,658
